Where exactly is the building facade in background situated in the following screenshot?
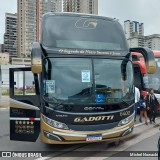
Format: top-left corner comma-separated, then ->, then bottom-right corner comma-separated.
124,20 -> 144,39
145,34 -> 160,50
127,34 -> 160,50
17,0 -> 57,58
40,0 -> 64,13
18,0 -> 37,58
17,0 -> 98,58
4,13 -> 17,58
0,53 -> 9,64
11,57 -> 31,66
124,20 -> 160,50
63,0 -> 98,14
127,35 -> 145,48
0,44 -> 4,53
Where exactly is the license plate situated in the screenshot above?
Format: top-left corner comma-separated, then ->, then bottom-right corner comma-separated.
86,134 -> 102,141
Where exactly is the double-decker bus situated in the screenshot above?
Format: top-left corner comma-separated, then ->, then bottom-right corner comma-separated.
143,51 -> 160,97
132,51 -> 160,114
9,13 -> 156,144
132,51 -> 160,96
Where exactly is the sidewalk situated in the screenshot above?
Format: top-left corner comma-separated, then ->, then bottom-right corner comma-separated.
0,96 -> 9,108
134,114 -> 141,125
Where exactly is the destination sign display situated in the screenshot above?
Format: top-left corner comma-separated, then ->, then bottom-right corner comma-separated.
58,49 -> 121,56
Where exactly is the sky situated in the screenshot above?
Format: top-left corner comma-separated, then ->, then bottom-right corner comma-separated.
0,0 -> 160,43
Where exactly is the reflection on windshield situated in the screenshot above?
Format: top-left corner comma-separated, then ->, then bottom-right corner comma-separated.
94,59 -> 133,103
143,58 -> 160,93
43,58 -> 134,104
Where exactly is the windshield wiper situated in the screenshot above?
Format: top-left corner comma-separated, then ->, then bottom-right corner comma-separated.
53,99 -> 71,110
121,99 -> 130,106
53,97 -> 92,110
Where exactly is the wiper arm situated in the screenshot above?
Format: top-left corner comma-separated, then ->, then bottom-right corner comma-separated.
121,99 -> 130,106
48,96 -> 68,110
53,97 -> 90,109
53,99 -> 69,110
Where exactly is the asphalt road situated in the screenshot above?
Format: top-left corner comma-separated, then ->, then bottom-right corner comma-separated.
106,133 -> 159,160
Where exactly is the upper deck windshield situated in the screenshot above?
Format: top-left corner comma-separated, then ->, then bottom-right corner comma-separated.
43,58 -> 134,106
143,58 -> 160,93
41,15 -> 128,51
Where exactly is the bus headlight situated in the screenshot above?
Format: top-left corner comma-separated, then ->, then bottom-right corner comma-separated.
118,112 -> 134,127
42,115 -> 69,130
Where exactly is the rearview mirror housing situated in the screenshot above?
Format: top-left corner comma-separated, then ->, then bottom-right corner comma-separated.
31,42 -> 42,74
130,47 -> 156,74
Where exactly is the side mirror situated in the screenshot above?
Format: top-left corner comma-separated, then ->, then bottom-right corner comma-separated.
130,47 -> 156,74
31,42 -> 42,74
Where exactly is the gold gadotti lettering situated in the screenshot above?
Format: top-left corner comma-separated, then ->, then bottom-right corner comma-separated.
74,115 -> 114,122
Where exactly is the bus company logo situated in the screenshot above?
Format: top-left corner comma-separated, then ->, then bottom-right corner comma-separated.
74,115 -> 114,123
84,107 -> 104,111
75,18 -> 97,29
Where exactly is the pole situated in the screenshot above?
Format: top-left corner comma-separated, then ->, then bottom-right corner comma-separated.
0,65 -> 1,99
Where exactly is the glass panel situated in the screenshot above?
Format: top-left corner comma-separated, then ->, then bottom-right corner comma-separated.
43,58 -> 93,103
14,71 -> 24,95
94,59 -> 133,103
14,71 -> 35,96
25,71 -> 35,95
143,58 -> 160,93
42,16 -> 128,51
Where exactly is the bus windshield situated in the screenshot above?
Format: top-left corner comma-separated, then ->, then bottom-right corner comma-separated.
41,15 -> 128,51
43,58 -> 134,105
143,57 -> 160,93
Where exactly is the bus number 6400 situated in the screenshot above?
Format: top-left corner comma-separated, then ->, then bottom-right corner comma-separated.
120,111 -> 130,116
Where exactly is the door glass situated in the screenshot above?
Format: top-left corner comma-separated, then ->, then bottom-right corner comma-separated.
25,71 -> 35,95
14,71 -> 35,96
14,71 -> 23,95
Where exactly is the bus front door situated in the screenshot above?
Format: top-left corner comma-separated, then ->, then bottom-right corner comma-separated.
9,67 -> 40,142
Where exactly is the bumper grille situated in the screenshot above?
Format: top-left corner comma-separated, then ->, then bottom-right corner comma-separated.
68,122 -> 119,131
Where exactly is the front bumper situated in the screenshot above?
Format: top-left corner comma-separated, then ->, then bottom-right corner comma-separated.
40,117 -> 134,144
